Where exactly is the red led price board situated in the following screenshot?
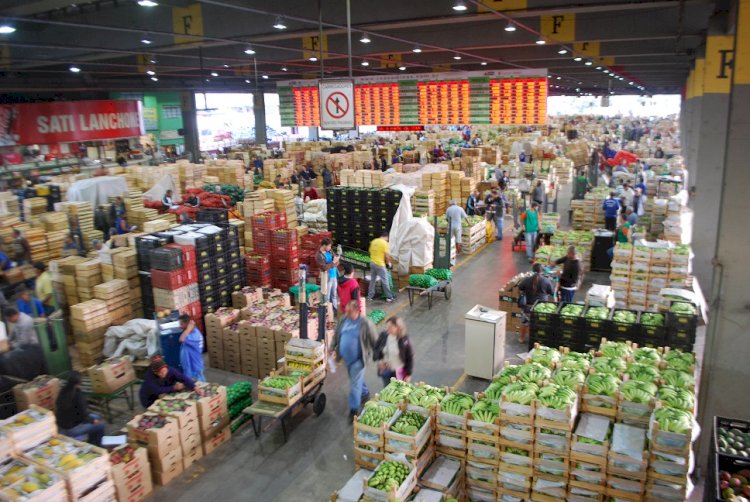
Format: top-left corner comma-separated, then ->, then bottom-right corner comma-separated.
355,83 -> 400,126
293,87 -> 320,126
417,80 -> 470,125
490,77 -> 547,125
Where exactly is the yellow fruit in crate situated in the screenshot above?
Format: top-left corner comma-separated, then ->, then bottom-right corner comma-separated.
21,482 -> 39,493
14,415 -> 33,425
32,472 -> 50,485
48,438 -> 61,446
3,473 -> 23,485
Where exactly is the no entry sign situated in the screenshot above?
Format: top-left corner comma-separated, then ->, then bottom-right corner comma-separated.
319,79 -> 355,130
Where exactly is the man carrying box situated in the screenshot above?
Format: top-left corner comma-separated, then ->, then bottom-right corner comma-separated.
139,356 -> 196,408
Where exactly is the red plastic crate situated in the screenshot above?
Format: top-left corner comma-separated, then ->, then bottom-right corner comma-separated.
251,211 -> 287,230
301,231 -> 332,250
150,268 -> 186,290
273,267 -> 300,283
272,228 -> 297,244
272,279 -> 296,291
166,243 -> 196,265
273,242 -> 299,255
272,255 -> 300,269
177,300 -> 203,323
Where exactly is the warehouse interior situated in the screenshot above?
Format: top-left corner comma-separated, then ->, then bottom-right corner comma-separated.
0,0 -> 748,501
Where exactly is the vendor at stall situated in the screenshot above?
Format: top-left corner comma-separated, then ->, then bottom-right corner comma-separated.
162,190 -> 179,210
139,356 -> 196,408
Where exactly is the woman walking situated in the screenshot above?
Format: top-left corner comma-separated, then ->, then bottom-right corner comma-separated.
374,316 -> 414,386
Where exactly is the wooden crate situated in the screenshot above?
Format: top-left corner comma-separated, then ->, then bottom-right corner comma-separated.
419,454 -> 464,494
616,395 -> 654,426
535,398 -> 578,432
465,414 -> 500,441
499,396 -> 535,425
497,470 -> 532,494
533,450 -> 570,478
466,434 -> 501,465
580,386 -> 618,418
605,475 -> 645,501
76,476 -> 116,502
0,459 -> 67,502
465,461 -> 497,491
257,374 -> 303,406
353,446 -> 385,470
384,408 -> 432,457
361,454 -> 417,502
534,427 -> 572,455
434,429 -> 466,458
569,467 -> 607,494
0,405 -> 57,452
435,406 -> 469,431
645,478 -> 690,501
497,485 -> 530,501
499,423 -> 534,450
498,444 -> 533,476
649,420 -> 693,457
354,404 -> 400,448
414,443 -> 434,478
531,472 -> 568,500
465,485 -> 497,502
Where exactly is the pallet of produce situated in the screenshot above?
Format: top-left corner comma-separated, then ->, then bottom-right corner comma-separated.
500,381 -> 538,425
257,374 -> 303,406
0,406 -> 57,452
534,383 -> 579,431
384,408 -> 432,457
0,457 -> 67,502
617,380 -> 657,426
649,405 -> 695,456
23,435 -> 110,500
436,393 -> 474,431
354,402 -> 400,448
466,460 -> 497,491
362,455 -> 417,502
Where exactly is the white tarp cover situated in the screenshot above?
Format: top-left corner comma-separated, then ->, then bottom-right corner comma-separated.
142,174 -> 179,202
389,163 -> 449,189
388,184 -> 434,275
102,319 -> 160,359
66,176 -> 129,206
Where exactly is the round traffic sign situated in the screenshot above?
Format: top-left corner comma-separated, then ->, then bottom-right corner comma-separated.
325,92 -> 349,119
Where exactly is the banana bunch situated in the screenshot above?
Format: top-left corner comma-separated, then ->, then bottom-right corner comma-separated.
538,384 -> 577,410
600,341 -> 633,359
493,365 -> 521,386
633,347 -> 661,367
390,411 -> 426,436
664,350 -> 695,372
585,373 -> 621,397
592,356 -> 626,375
359,401 -> 398,427
471,399 -> 500,423
484,381 -> 508,401
625,363 -> 660,383
657,385 -> 695,411
380,380 -> 415,404
517,362 -> 552,385
502,382 -> 539,405
559,351 -> 591,372
367,461 -> 410,492
505,447 -> 530,457
440,392 -> 475,416
553,367 -> 585,389
661,369 -> 695,389
407,385 -> 445,408
287,361 -> 312,371
578,436 -> 604,446
653,406 -> 693,434
620,380 -> 657,404
530,345 -> 561,368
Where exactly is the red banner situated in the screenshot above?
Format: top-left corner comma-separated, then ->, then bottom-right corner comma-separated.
0,100 -> 143,146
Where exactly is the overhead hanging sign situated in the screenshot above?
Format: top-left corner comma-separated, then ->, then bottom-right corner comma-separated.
0,100 -> 143,146
319,79 -> 355,130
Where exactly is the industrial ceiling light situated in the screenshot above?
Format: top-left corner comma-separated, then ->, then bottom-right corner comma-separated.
359,35 -> 371,43
210,72 -> 219,77
535,39 -> 546,45
281,66 -> 288,71
223,64 -> 229,68
585,60 -> 592,66
556,76 -> 561,80
453,55 -> 462,60
245,79 -> 251,83
309,56 -> 318,61
146,70 -> 155,76
137,0 -> 158,6
69,66 -> 81,73
262,75 -> 269,79
480,61 -> 487,66
412,47 -> 422,53
504,22 -> 516,32
244,48 -> 256,55
595,66 -> 601,70
573,57 -> 582,62
0,25 -> 16,34
361,60 -> 369,66
558,49 -> 567,55
452,1 -> 468,11
141,38 -> 152,45
398,66 -> 407,70
150,77 -> 158,81
628,81 -> 634,85
273,18 -> 287,30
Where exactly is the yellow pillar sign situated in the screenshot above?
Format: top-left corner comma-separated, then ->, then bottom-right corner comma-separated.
573,41 -> 600,57
303,35 -> 328,60
703,36 -> 734,94
541,13 -> 575,42
477,0 -> 527,12
686,68 -> 694,100
694,58 -> 705,98
136,54 -> 150,74
735,0 -> 750,84
380,54 -> 401,69
172,3 -> 204,45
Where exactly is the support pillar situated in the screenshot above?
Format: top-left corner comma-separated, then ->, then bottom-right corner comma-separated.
180,91 -> 200,163
253,91 -> 267,146
697,0 -> 750,463
685,57 -> 704,190
308,127 -> 319,140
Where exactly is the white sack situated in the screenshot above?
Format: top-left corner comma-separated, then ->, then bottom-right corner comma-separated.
142,174 -> 179,202
102,319 -> 160,359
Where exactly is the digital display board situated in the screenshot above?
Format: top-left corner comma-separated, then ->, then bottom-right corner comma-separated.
278,70 -> 547,127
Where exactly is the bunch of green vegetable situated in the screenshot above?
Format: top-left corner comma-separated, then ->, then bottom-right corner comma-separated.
533,302 -> 557,314
664,350 -> 695,372
517,362 -> 552,384
380,380 -> 414,404
390,411 -> 426,435
367,461 -> 410,492
359,401 -> 398,427
440,392 -> 475,416
407,385 -> 445,408
471,399 -> 500,423
612,310 -> 637,325
585,306 -> 610,320
620,380 -> 657,404
261,375 -> 297,389
368,309 -> 386,325
670,302 -> 697,316
538,384 -> 578,410
633,347 -> 661,366
530,346 -> 561,367
425,268 -> 452,281
591,356 -> 626,375
640,312 -> 665,327
657,385 -> 695,411
493,365 -> 520,385
559,352 -> 591,372
661,369 -> 695,389
653,407 -> 693,434
502,382 -> 539,405
343,250 -> 371,265
484,381 -> 508,401
560,304 -> 585,317
585,373 -> 621,397
553,368 -> 586,389
600,341 -> 633,359
408,274 -> 438,288
625,363 -> 660,383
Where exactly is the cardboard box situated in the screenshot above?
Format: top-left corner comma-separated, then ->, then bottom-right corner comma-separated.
127,414 -> 180,459
148,445 -> 182,473
182,443 -> 204,470
152,458 -> 184,486
202,426 -> 231,456
12,376 -> 61,411
88,357 -> 136,393
110,446 -> 153,502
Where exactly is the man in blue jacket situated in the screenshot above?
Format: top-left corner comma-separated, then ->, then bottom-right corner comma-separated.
178,314 -> 205,382
602,192 -> 621,231
139,356 -> 195,408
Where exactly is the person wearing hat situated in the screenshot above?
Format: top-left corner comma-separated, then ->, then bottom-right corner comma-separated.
33,262 -> 55,316
139,356 -> 196,408
15,286 -> 45,318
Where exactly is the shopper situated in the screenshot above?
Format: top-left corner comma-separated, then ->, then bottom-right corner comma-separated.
532,181 -> 545,210
304,164 -> 317,180
11,229 -> 31,264
374,316 -> 414,386
139,356 -> 196,408
178,314 -> 205,382
114,214 -> 133,234
632,187 -> 646,217
466,190 -> 479,216
654,146 -> 665,159
555,246 -> 582,304
602,192 -> 621,231
315,238 -> 339,310
367,232 -> 394,303
15,287 -> 45,318
445,200 -> 467,254
33,262 -> 55,316
520,202 -> 540,262
486,190 -> 508,241
303,183 -> 320,201
621,182 -> 635,211
337,263 -> 360,314
498,170 -> 510,191
0,245 -> 11,271
3,307 -> 38,348
321,165 -> 333,188
330,300 -> 378,419
517,263 -> 556,344
94,205 -> 109,235
55,371 -> 105,447
616,212 -> 632,244
574,170 -> 590,200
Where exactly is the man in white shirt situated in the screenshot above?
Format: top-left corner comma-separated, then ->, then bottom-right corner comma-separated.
4,307 -> 39,348
446,200 -> 468,254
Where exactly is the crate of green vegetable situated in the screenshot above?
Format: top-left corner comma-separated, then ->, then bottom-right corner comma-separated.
499,445 -> 534,476
610,308 -> 640,339
363,455 -> 417,502
558,303 -> 585,329
437,392 -> 475,430
257,374 -> 302,406
639,311 -> 666,347
666,301 -> 698,330
530,301 -> 559,327
355,401 -> 400,446
581,373 -> 621,418
385,407 -> 432,456
467,399 -> 501,438
583,306 -> 612,332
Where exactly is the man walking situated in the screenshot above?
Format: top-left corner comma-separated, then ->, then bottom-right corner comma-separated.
445,200 -> 467,254
315,238 -> 339,311
486,190 -> 509,241
330,301 -> 378,420
520,202 -> 540,262
367,232 -> 394,303
555,246 -> 582,304
602,192 -> 621,231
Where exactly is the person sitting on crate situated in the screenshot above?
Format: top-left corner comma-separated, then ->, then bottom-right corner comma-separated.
178,314 -> 205,382
56,371 -> 105,447
161,189 -> 179,210
139,355 -> 196,408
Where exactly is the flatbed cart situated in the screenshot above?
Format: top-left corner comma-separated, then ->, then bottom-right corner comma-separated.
405,279 -> 452,310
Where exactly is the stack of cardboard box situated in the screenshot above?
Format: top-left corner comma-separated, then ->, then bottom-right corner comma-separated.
70,299 -> 111,366
205,308 -> 241,372
110,445 -> 153,502
127,413 -> 182,486
498,272 -> 533,334
88,357 -> 136,393
12,375 -> 61,411
94,279 -> 133,325
149,396 -> 203,472
113,248 -> 142,316
193,384 -> 232,454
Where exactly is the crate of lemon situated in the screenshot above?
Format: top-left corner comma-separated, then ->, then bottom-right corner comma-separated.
0,458 -> 67,501
0,406 -> 56,452
21,435 -> 112,500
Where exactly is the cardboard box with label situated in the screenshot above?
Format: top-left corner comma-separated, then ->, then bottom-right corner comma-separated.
110,446 -> 153,502
12,375 -> 61,411
88,357 -> 136,394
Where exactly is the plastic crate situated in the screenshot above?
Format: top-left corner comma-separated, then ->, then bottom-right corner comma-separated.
714,416 -> 750,464
639,322 -> 666,348
149,247 -> 184,271
582,306 -> 612,333
150,268 -> 186,290
666,302 -> 698,330
557,303 -> 585,331
530,301 -> 559,328
666,326 -> 696,351
197,208 -> 229,224
273,267 -> 300,283
251,211 -> 287,230
272,255 -> 300,269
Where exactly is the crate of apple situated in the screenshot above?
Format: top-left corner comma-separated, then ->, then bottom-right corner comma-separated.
137,415 -> 169,430
153,399 -> 191,414
719,469 -> 750,500
109,446 -> 136,466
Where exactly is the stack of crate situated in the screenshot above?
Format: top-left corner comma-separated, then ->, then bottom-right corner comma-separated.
125,190 -> 164,230
75,259 -> 102,302
0,191 -> 20,216
151,245 -> 200,326
58,256 -> 86,305
271,228 -> 300,291
263,159 -> 294,183
242,190 -> 275,253
204,308 -> 240,373
607,423 -> 649,502
413,190 -> 435,216
353,403 -> 398,471
498,390 -> 535,499
448,171 -> 464,204
22,197 -> 48,226
94,279 -> 133,326
25,228 -> 49,262
270,190 -> 297,229
206,160 -> 245,186
569,413 -> 611,501
465,403 -> 501,500
70,299 -> 111,366
40,212 -> 69,260
251,211 -> 287,276
111,249 -> 141,317
460,154 -> 483,182
177,161 -> 205,191
244,255 -> 271,288
423,172 -> 448,216
646,407 -> 694,501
